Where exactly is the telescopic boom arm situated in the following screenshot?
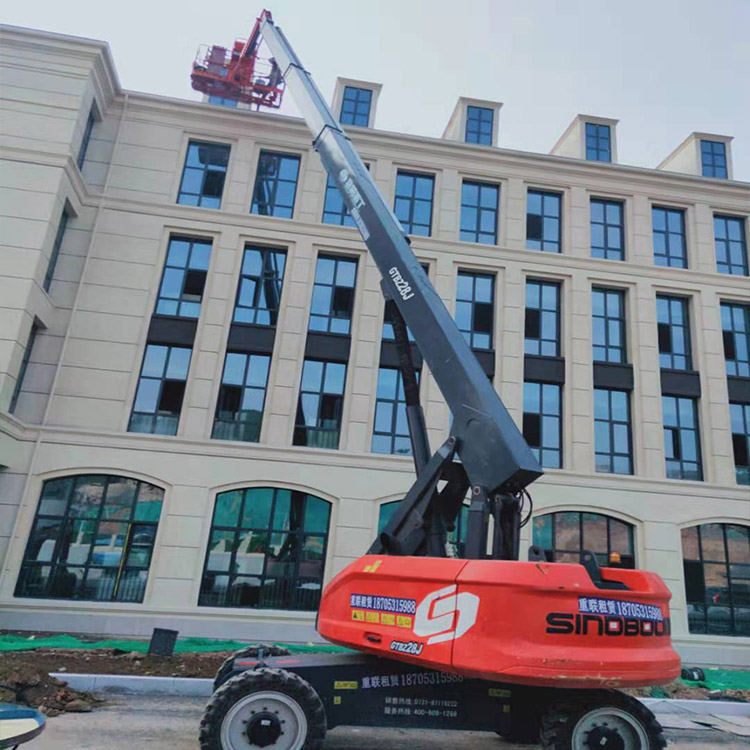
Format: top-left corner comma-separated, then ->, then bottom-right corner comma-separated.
258,13 -> 542,560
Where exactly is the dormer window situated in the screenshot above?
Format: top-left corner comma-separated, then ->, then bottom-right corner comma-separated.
701,140 -> 728,178
340,86 -> 372,127
585,123 -> 611,162
465,106 -> 493,145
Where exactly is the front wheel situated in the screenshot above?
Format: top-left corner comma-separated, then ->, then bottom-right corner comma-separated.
199,668 -> 326,750
540,690 -> 666,750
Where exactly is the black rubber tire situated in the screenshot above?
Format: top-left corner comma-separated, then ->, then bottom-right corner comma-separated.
200,667 -> 326,750
540,690 -> 666,750
213,644 -> 292,691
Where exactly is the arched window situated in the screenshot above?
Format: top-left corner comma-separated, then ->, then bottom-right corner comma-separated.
681,523 -> 749,637
199,487 -> 331,611
15,475 -> 164,603
378,501 -> 467,556
532,511 -> 635,568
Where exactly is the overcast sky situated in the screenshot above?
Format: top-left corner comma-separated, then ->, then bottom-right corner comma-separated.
6,0 -> 750,180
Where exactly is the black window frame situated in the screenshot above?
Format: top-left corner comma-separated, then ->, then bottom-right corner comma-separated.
212,352 -> 272,443
459,180 -> 499,245
154,236 -> 213,319
9,322 -> 39,415
128,344 -> 192,436
15,474 -> 164,603
533,511 -> 636,568
721,302 -> 750,378
526,190 -> 562,253
656,295 -> 692,371
594,388 -> 633,475
371,367 -> 419,456
730,402 -> 750,486
233,245 -> 287,326
177,140 -> 231,209
198,487 -> 332,612
465,105 -> 493,145
652,206 -> 687,268
585,123 -> 612,162
662,395 -> 703,481
293,359 -> 347,449
339,86 -> 372,127
394,170 -> 434,237
714,215 -> 749,277
250,151 -> 301,219
43,207 -> 70,292
592,287 -> 627,364
523,380 -> 562,469
455,270 -> 495,351
700,140 -> 728,179
308,254 -> 358,335
681,523 -> 749,637
525,279 -> 561,357
591,198 -> 625,261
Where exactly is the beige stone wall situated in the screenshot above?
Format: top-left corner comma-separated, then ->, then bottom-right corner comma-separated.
0,26 -> 747,665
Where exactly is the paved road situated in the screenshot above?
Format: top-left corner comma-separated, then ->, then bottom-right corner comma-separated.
29,695 -> 746,749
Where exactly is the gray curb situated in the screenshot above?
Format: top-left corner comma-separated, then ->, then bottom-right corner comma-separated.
52,673 -> 750,716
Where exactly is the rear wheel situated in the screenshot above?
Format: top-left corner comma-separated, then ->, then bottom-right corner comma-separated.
214,644 -> 292,691
200,668 -> 326,750
540,690 -> 666,750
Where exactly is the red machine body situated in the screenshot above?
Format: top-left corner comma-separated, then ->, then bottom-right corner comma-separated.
318,555 -> 681,688
191,10 -> 285,108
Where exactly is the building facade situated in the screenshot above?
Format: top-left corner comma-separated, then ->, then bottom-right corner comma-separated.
0,26 -> 748,667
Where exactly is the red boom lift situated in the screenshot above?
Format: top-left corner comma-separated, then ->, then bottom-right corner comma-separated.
194,11 -> 680,750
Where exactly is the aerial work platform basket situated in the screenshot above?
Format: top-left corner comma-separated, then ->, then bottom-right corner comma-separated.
190,10 -> 285,108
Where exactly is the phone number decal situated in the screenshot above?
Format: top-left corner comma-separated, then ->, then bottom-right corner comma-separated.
350,593 -> 417,615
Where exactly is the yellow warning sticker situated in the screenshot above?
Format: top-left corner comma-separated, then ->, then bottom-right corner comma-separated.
351,610 -> 365,621
380,613 -> 396,626
364,560 -> 383,573
334,696 -> 342,705
489,688 -> 511,698
334,681 -> 358,690
365,611 -> 380,623
503,704 -> 511,713
396,615 -> 413,628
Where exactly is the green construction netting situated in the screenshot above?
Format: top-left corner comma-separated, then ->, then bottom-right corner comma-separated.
682,668 -> 750,692
0,634 -> 349,654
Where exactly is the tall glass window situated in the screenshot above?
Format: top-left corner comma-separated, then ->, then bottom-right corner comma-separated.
591,199 -> 624,260
526,190 -> 561,253
372,368 -> 417,456
251,151 -> 300,218
309,255 -> 357,334
155,236 -> 212,318
455,271 -> 494,350
394,171 -> 434,237
592,288 -> 626,363
294,360 -> 347,449
525,279 -> 560,357
523,381 -> 562,469
681,523 -> 749,637
9,323 -> 39,415
663,395 -> 702,480
177,141 -> 230,208
339,86 -> 372,127
652,207 -> 687,268
15,475 -> 164,602
714,215 -> 748,276
585,123 -> 612,162
44,208 -> 69,292
77,108 -> 96,169
233,246 -> 286,326
465,106 -> 493,145
721,302 -> 750,377
533,512 -> 635,568
730,403 -> 750,486
700,140 -> 728,178
128,345 -> 192,435
657,295 -> 692,370
460,181 -> 498,244
594,389 -> 633,475
212,353 -> 271,443
199,487 -> 331,611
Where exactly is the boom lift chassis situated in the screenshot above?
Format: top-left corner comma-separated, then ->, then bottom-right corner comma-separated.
198,10 -> 677,750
